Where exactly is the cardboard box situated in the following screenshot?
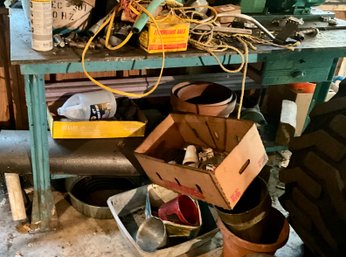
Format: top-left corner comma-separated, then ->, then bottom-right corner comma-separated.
47,102 -> 147,139
139,15 -> 189,53
134,114 -> 268,209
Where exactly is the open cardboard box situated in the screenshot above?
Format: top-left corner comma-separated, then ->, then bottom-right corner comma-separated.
47,100 -> 147,139
135,114 -> 268,209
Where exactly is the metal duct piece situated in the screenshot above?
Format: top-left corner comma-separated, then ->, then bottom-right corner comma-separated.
0,130 -> 143,176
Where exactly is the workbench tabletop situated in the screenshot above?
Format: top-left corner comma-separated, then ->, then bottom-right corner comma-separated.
10,8 -> 346,66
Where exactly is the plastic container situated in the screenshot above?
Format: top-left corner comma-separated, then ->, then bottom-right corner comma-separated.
158,195 -> 200,226
107,185 -> 219,257
288,82 -> 316,93
57,90 -> 117,120
146,184 -> 202,238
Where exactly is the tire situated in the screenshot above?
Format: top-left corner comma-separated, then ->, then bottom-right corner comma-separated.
279,93 -> 346,257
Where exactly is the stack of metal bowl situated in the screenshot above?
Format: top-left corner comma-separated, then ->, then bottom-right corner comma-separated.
65,176 -> 137,219
171,81 -> 237,117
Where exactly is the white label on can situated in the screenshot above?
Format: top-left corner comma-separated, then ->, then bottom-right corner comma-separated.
30,0 -> 53,51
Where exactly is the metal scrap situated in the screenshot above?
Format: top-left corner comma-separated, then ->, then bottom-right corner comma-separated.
274,17 -> 303,44
53,34 -> 65,48
295,27 -> 320,41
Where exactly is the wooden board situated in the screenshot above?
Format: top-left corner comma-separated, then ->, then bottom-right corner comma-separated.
0,67 -> 10,127
10,65 -> 27,129
0,7 -> 27,129
0,8 -> 12,128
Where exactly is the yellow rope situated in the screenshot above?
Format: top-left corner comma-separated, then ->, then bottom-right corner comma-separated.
81,3 -> 297,104
82,3 -> 165,98
189,24 -> 245,70
235,37 -> 249,120
172,5 -> 218,24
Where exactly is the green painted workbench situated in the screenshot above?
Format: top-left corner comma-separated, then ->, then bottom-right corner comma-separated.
10,7 -> 346,230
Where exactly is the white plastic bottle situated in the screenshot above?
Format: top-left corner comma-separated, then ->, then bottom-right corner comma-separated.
57,90 -> 117,120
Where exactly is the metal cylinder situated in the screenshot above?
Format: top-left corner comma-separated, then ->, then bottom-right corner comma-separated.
132,0 -> 165,34
0,130 -> 143,176
30,0 -> 53,51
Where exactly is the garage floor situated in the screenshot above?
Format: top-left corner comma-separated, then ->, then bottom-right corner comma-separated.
0,165 -> 308,257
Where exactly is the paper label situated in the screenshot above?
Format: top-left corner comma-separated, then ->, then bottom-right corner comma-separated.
31,0 -> 53,51
52,0 -> 95,30
89,103 -> 112,120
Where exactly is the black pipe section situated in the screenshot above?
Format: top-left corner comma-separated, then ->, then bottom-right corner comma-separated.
0,130 -> 144,177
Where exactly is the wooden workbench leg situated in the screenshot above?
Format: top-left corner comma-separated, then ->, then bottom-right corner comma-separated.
24,74 -> 57,232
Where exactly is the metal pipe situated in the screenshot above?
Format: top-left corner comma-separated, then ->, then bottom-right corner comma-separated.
53,34 -> 65,48
0,130 -> 144,177
216,13 -> 276,40
132,0 -> 165,34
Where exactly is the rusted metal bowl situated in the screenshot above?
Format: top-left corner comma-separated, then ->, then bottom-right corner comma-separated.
65,176 -> 137,219
170,81 -> 237,117
216,177 -> 272,243
218,207 -> 289,257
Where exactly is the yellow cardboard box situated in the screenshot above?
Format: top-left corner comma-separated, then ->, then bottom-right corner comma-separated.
47,102 -> 147,139
139,15 -> 189,53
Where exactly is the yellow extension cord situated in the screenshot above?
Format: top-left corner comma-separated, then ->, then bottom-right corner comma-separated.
81,4 -> 223,99
81,4 -> 249,118
82,4 -> 295,119
81,3 -> 165,98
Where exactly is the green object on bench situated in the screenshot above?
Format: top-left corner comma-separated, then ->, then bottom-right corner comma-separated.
241,0 -> 267,14
266,0 -> 326,14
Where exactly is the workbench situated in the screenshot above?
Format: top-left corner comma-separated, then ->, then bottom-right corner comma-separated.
10,7 -> 346,231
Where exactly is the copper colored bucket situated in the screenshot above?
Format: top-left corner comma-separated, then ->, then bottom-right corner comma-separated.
218,207 -> 289,257
216,177 -> 272,243
170,81 -> 237,117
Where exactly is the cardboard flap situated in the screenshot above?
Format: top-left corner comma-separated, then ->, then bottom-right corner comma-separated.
224,118 -> 253,152
135,115 -> 176,154
176,115 -> 219,149
216,124 -> 268,206
175,114 -> 253,151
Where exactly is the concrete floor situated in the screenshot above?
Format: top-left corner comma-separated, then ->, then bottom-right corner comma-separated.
0,167 -> 307,257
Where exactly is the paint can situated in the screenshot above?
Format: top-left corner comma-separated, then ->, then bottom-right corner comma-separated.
30,0 -> 53,51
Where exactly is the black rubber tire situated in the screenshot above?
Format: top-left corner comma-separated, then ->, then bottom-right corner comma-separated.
279,93 -> 346,257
